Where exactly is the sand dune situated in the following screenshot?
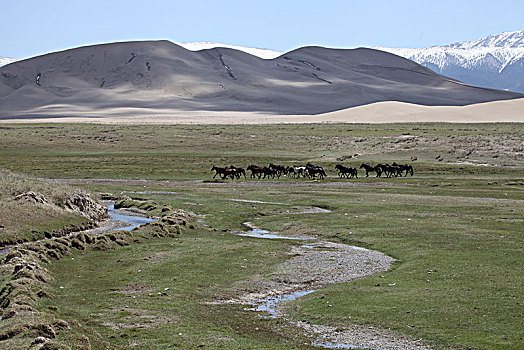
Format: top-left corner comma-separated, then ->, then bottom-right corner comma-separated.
1,98 -> 522,124
0,40 -> 522,120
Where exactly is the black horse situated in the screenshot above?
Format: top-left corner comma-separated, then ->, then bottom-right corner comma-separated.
392,162 -> 414,177
262,166 -> 280,179
378,164 -> 403,178
306,164 -> 326,179
335,164 -> 358,178
229,165 -> 246,179
211,166 -> 237,180
359,164 -> 383,177
269,163 -> 286,177
247,165 -> 264,179
378,164 -> 393,178
211,166 -> 227,179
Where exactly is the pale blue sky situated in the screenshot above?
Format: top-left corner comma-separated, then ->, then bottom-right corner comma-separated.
2,0 -> 523,59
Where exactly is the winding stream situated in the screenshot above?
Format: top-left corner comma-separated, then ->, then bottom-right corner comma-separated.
246,290 -> 316,317
105,203 -> 156,231
0,202 -> 156,256
1,196 -> 421,349
236,225 -> 309,240
236,224 -> 385,349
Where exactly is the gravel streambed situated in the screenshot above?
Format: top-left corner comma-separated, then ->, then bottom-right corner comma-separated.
225,224 -> 432,350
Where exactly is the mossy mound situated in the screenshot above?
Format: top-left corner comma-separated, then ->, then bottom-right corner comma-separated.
114,198 -> 160,213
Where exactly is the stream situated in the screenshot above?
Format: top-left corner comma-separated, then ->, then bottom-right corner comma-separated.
236,224 -> 382,350
0,202 -> 156,256
105,203 -> 156,231
1,199 -> 412,348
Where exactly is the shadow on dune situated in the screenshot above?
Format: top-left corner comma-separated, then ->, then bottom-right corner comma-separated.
0,40 -> 522,118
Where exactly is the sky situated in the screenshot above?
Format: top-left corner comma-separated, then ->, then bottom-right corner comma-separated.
2,0 -> 523,59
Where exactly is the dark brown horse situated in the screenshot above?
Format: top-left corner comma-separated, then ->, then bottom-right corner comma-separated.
335,164 -> 358,178
359,164 -> 383,177
229,165 -> 246,179
262,166 -> 280,179
211,166 -> 227,179
247,165 -> 264,179
306,164 -> 326,179
211,166 -> 237,180
392,162 -> 414,176
269,163 -> 286,177
378,164 -> 402,178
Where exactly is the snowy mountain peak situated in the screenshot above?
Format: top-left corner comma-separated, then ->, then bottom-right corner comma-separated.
175,41 -> 283,59
0,57 -> 17,67
446,30 -> 524,49
376,30 -> 524,93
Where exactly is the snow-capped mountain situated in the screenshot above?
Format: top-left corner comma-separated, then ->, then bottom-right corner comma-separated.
3,31 -> 524,92
176,41 -> 282,59
0,57 -> 17,67
376,31 -> 524,93
446,30 -> 524,49
2,40 -> 520,118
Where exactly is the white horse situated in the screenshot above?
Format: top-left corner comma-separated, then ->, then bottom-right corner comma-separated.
293,166 -> 308,178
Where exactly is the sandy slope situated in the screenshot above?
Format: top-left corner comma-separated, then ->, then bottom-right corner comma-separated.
0,40 -> 522,119
1,98 -> 522,124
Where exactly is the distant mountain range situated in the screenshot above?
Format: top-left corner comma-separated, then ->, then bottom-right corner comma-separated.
180,31 -> 524,93
376,30 -> 524,93
0,39 -> 521,118
179,32 -> 524,93
2,30 -> 523,94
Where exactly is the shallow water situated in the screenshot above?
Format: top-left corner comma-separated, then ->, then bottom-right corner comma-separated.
243,227 -> 375,349
236,228 -> 307,240
107,203 -> 156,231
0,248 -> 11,256
348,246 -> 370,252
247,289 -> 376,349
1,203 -> 157,256
247,290 -> 316,317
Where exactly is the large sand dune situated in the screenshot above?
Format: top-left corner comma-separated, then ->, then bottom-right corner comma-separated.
0,40 -> 522,121
0,98 -> 522,124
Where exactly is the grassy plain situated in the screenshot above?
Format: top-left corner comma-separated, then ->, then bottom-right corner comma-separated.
0,123 -> 523,349
0,170 -> 91,245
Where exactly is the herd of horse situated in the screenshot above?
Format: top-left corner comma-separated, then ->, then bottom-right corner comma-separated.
211,162 -> 413,180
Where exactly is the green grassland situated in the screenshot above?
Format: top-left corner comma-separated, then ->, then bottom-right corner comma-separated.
0,123 -> 523,349
0,170 -> 93,245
